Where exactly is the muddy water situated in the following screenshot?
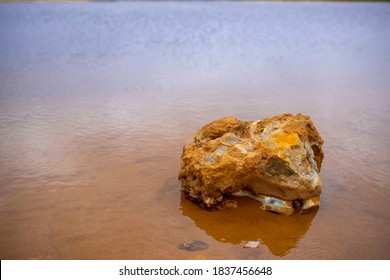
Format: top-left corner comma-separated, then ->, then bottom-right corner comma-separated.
0,2 -> 389,259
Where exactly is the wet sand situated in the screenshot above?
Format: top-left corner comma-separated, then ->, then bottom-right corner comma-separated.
0,1 -> 389,259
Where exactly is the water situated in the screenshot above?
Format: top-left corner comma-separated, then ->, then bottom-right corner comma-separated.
0,2 -> 389,259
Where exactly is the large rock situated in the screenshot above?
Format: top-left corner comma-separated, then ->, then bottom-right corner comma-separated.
178,113 -> 324,216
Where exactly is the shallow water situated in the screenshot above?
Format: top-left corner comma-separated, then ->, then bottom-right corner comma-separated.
0,2 -> 389,259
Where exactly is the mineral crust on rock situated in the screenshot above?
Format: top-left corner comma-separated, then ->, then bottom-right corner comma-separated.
178,113 -> 324,216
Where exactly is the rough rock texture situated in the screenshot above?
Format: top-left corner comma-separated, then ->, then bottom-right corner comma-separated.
178,113 -> 324,215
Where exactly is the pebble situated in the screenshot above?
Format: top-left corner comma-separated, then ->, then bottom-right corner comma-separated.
178,240 -> 209,251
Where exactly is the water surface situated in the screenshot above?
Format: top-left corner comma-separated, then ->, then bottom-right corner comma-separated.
0,2 -> 389,259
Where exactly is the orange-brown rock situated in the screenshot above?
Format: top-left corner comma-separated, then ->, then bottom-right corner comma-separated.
178,113 -> 324,215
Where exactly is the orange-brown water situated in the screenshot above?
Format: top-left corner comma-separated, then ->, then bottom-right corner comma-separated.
0,2 -> 389,259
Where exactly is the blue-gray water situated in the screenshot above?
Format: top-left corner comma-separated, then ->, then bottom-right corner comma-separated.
0,2 -> 389,259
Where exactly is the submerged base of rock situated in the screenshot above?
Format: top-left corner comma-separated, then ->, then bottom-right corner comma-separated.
232,190 -> 320,216
179,113 -> 324,216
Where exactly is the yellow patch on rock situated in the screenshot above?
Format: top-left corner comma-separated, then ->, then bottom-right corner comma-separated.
270,131 -> 300,161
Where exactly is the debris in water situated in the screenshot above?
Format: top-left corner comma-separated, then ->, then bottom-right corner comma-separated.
244,241 -> 260,248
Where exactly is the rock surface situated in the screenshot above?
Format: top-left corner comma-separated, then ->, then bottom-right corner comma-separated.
178,113 -> 324,215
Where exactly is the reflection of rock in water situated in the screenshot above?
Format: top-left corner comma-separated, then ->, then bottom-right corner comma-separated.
180,192 -> 318,257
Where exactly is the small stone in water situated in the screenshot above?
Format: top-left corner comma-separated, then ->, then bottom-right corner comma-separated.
178,240 -> 209,251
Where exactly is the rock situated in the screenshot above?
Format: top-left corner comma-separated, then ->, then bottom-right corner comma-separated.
178,240 -> 209,251
178,113 -> 324,216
